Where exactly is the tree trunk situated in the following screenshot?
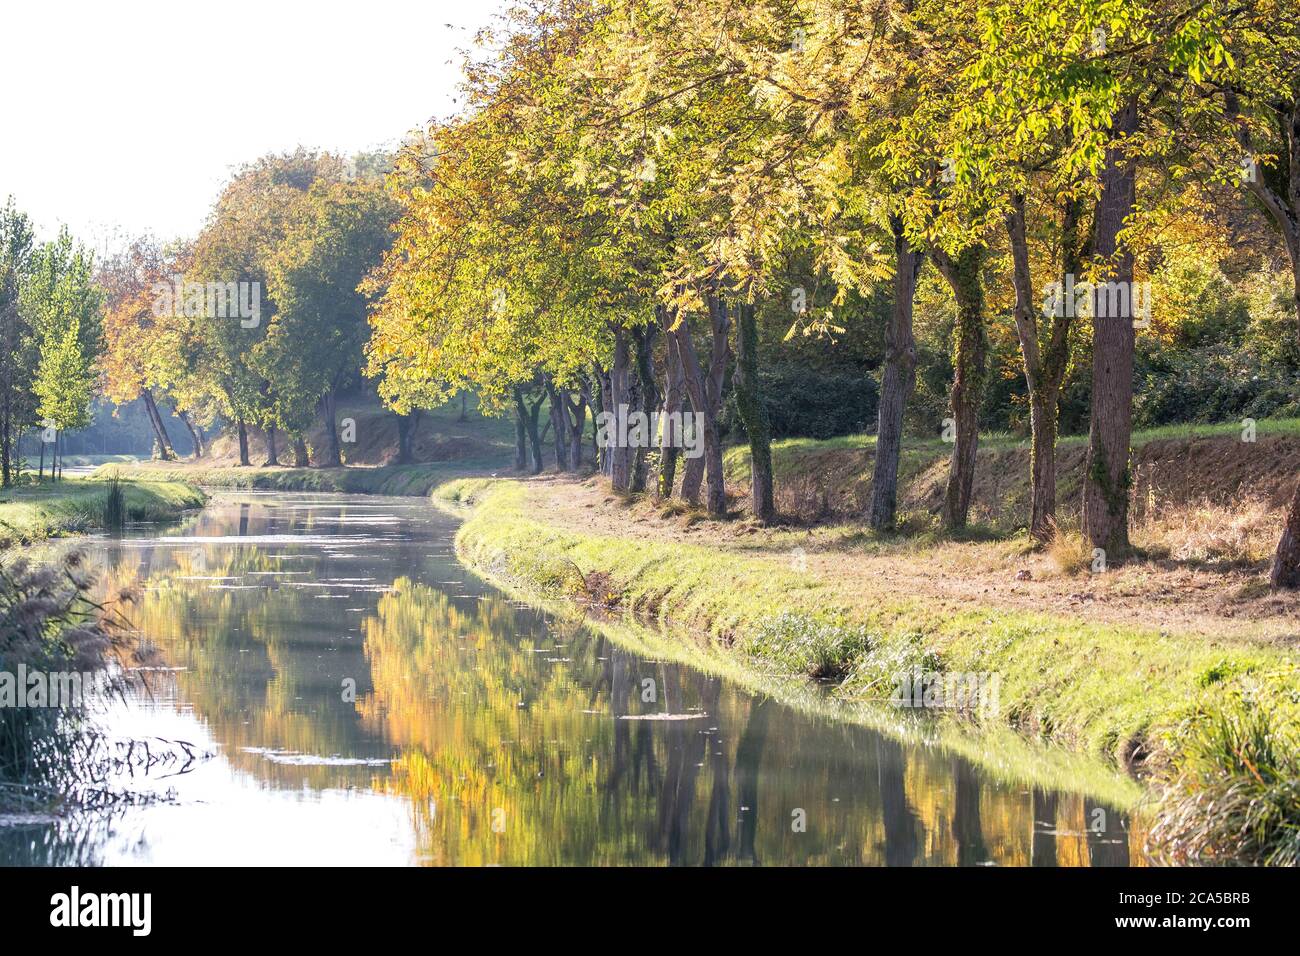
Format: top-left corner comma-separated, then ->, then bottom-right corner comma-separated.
236,418 -> 251,466
396,410 -> 420,465
293,435 -> 310,467
38,436 -> 45,480
630,324 -> 659,494
1082,96 -> 1140,559
264,424 -> 279,466
177,408 -> 205,458
1229,92 -> 1300,587
458,391 -> 468,422
514,385 -> 544,474
564,383 -> 588,472
513,392 -> 528,471
594,365 -> 612,476
527,394 -> 544,474
319,389 -> 342,467
932,245 -> 988,531
1272,484 -> 1300,589
670,295 -> 730,517
657,308 -> 685,499
733,300 -> 774,523
0,370 -> 10,487
1027,388 -> 1059,537
609,327 -> 632,492
1006,192 -> 1079,542
869,217 -> 925,531
140,388 -> 177,461
544,377 -> 570,472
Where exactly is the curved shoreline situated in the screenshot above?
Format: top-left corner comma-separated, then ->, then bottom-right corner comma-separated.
432,477 -> 1300,834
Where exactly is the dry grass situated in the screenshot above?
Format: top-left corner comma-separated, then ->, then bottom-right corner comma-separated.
773,473 -> 832,522
1134,496 -> 1281,567
1047,524 -> 1095,576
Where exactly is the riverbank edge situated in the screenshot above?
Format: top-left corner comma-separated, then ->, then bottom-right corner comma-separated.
432,477 -> 1299,818
93,460 -> 500,497
0,478 -> 207,551
430,479 -> 1158,809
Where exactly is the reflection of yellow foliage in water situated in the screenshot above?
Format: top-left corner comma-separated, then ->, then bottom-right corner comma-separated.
360,580 -> 627,864
96,541 -> 381,789
91,509 -> 1147,867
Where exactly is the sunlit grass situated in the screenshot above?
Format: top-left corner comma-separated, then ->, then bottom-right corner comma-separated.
0,478 -> 205,545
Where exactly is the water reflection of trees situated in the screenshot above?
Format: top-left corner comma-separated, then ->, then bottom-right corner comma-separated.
89,497 -> 1147,867
359,580 -> 1146,866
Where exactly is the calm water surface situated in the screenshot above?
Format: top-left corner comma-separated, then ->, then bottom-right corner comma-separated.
3,493 -> 1140,866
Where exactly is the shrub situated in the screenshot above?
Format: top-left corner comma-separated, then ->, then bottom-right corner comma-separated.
0,551 -> 135,794
1133,343 -> 1300,428
724,364 -> 878,440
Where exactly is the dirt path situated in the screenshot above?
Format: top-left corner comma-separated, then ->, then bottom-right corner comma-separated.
520,475 -> 1300,648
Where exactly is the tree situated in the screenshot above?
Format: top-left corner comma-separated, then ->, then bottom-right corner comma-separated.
260,157 -> 397,467
1217,2 -> 1300,585
98,237 -> 185,460
26,231 -> 101,478
0,199 -> 36,486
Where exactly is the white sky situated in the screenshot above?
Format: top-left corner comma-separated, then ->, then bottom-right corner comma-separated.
1,0 -> 505,252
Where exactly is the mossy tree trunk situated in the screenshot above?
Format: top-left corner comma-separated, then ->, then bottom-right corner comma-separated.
733,300 -> 774,523
931,244 -> 988,531
869,216 -> 924,531
1006,192 -> 1083,542
1082,96 -> 1139,559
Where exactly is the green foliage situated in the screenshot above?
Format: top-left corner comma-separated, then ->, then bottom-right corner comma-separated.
724,363 -> 878,440
1135,343 -> 1300,427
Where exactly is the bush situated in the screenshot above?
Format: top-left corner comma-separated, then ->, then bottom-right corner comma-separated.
1133,342 -> 1300,428
0,552 -> 135,793
724,364 -> 878,440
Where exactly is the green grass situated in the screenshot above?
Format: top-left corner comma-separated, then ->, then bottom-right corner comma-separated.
0,478 -> 205,544
436,481 -> 1145,806
1147,696 -> 1300,866
437,477 -> 1300,838
92,459 -> 505,497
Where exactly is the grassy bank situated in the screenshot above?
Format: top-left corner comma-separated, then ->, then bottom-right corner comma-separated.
437,477 -> 1300,861
0,478 -> 206,546
92,459 -> 501,497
